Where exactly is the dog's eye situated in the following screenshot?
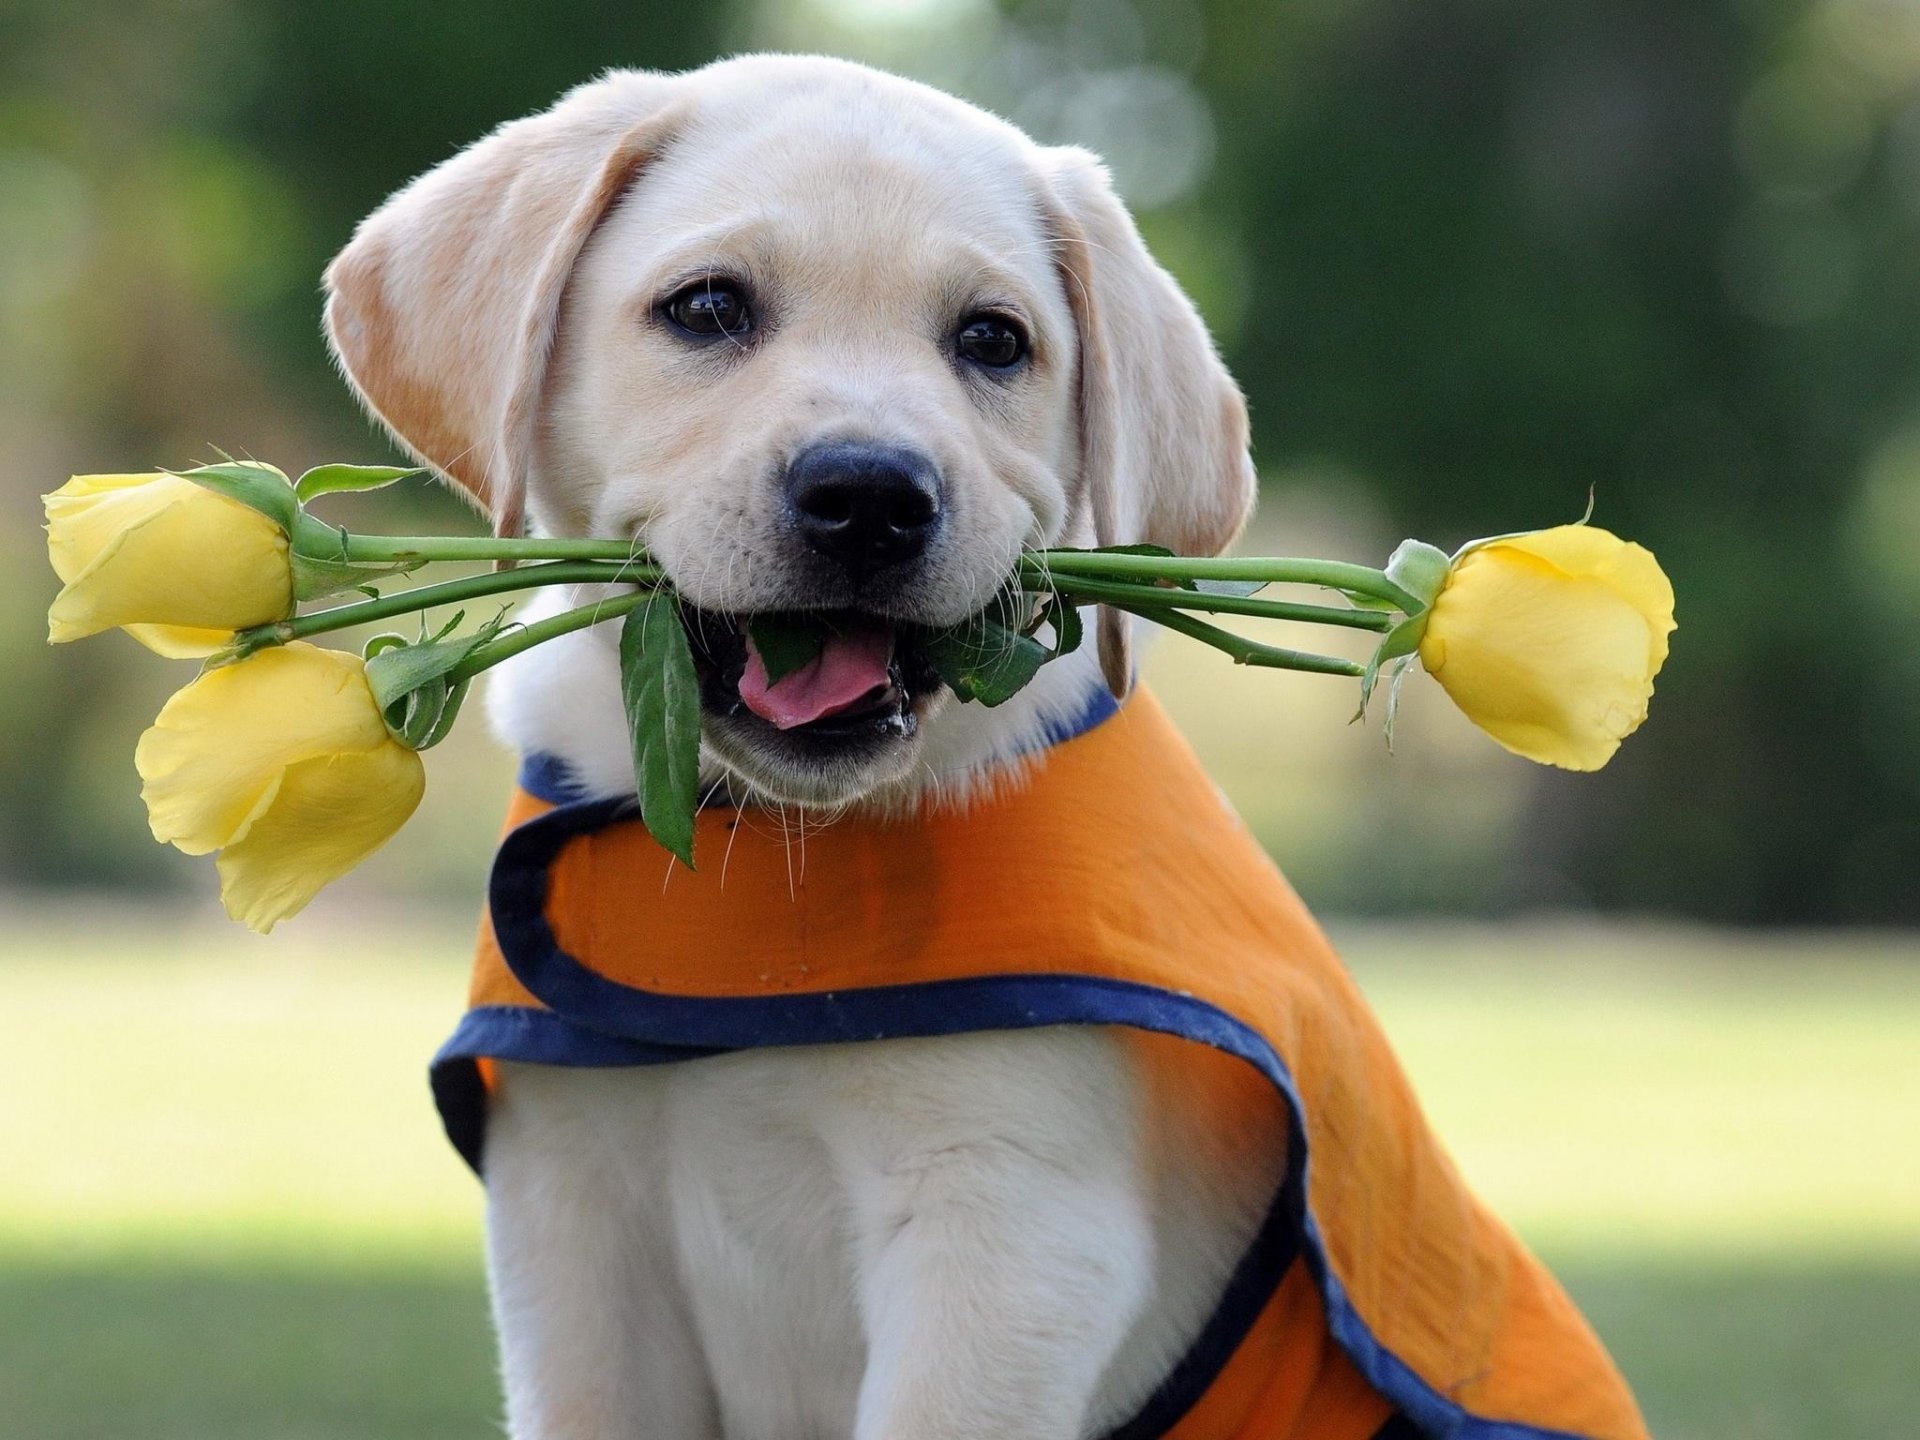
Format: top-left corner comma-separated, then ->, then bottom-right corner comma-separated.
664,282 -> 754,340
955,314 -> 1028,369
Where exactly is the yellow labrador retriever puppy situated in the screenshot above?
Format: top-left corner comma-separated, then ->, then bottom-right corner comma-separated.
325,54 -> 1643,1440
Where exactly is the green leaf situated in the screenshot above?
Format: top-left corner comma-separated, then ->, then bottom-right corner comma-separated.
174,460 -> 298,532
619,598 -> 702,868
745,614 -> 826,685
294,463 -> 426,503
1041,590 -> 1084,658
915,614 -> 1053,705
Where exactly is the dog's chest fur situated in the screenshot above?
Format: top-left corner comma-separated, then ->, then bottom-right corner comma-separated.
473,630 -> 1285,1436
484,1025 -> 1275,1437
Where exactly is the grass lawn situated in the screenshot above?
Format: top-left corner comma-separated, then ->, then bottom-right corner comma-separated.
2,911 -> 1915,1438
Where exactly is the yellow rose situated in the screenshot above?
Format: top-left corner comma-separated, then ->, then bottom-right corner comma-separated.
1417,524 -> 1676,771
45,471 -> 293,657
135,643 -> 425,932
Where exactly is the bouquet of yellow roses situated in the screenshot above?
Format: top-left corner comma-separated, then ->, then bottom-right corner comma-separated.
46,460 -> 1675,932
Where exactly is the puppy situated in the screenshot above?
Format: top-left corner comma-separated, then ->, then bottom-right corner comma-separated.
325,55 -> 1646,1440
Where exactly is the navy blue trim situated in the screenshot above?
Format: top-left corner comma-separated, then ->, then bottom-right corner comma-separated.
435,792 -> 1599,1440
431,1007 -> 724,1171
1105,1117 -> 1305,1440
517,751 -> 588,806
439,1002 -> 714,1070
429,1054 -> 489,1174
1035,681 -> 1120,750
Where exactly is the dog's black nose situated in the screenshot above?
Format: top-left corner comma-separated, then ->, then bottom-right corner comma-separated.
787,442 -> 941,578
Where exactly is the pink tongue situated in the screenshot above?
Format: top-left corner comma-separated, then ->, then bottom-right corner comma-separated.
739,624 -> 896,730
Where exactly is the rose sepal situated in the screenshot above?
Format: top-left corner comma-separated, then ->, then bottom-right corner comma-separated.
293,463 -> 426,503
1381,538 -> 1450,612
363,611 -> 509,750
1354,609 -> 1429,727
288,511 -> 425,601
173,460 -> 300,533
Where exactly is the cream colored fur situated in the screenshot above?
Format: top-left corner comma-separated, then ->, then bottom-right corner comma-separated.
327,54 -> 1275,1440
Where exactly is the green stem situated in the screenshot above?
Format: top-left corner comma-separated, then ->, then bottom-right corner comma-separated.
1037,574 -> 1392,632
448,590 -> 651,682
1023,552 -> 1423,613
255,560 -> 661,644
339,534 -> 648,565
322,533 -> 1421,611
1114,602 -> 1365,677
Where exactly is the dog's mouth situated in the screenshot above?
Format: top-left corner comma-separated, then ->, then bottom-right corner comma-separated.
680,604 -> 945,749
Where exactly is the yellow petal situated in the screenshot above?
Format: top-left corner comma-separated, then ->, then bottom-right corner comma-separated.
44,472 -> 291,643
216,742 -> 425,933
123,623 -> 235,659
1419,526 -> 1676,771
136,644 -> 394,854
43,474 -> 178,586
1488,524 -> 1677,674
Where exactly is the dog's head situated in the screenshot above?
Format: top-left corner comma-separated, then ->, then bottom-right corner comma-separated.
325,55 -> 1252,805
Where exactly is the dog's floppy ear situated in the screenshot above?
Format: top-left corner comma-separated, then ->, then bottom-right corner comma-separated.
324,73 -> 687,541
1039,147 -> 1256,699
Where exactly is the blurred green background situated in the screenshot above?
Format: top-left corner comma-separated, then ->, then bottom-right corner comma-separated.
3,1 -> 1917,1437
6,0 -> 1920,919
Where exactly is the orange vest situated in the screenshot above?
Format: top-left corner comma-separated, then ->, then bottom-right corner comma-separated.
435,690 -> 1648,1440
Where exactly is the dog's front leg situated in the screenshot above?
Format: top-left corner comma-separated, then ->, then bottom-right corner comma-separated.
834,1030 -> 1154,1440
484,1063 -> 719,1440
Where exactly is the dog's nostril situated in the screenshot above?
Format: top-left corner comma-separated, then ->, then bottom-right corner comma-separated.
787,442 -> 942,577
806,490 -> 856,525
882,488 -> 936,532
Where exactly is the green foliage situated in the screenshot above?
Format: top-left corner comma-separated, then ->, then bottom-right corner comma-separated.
913,592 -> 1055,705
1040,589 -> 1083,659
917,619 -> 1053,704
1176,0 -> 1920,918
6,0 -> 1920,918
745,614 -> 827,685
619,597 -> 702,867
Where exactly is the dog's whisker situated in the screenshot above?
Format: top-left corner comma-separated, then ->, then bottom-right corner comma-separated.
718,781 -> 748,888
776,799 -> 798,903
